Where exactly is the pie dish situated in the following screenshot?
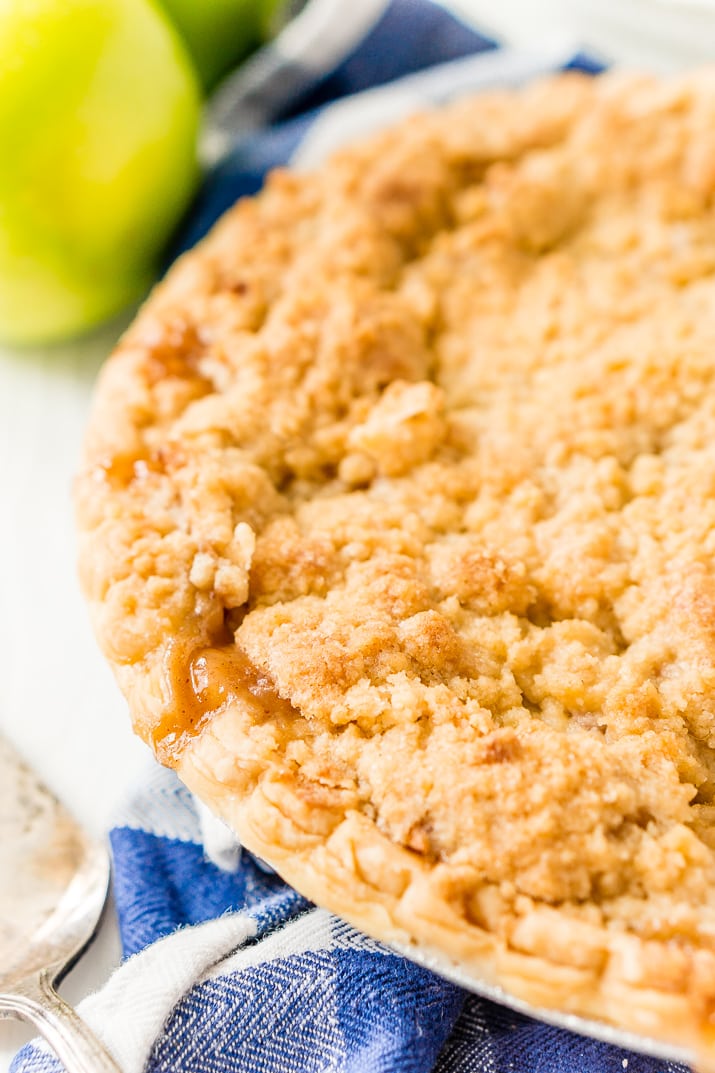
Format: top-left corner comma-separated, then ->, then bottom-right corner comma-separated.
77,70 -> 715,1067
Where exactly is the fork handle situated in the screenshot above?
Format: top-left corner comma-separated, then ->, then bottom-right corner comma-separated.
0,970 -> 122,1073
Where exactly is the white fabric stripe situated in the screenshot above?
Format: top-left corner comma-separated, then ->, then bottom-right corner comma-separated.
114,762 -> 264,871
27,910 -> 389,1068
203,0 -> 390,162
27,915 -> 258,1073
207,908 -> 336,976
197,794 -> 277,873
113,764 -> 202,845
207,909 -> 392,979
196,799 -> 243,871
291,33 -> 588,168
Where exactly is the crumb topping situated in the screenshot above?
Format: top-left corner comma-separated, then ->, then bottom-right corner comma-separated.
77,71 -> 715,1031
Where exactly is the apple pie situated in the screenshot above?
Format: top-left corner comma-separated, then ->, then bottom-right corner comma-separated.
76,70 -> 715,1066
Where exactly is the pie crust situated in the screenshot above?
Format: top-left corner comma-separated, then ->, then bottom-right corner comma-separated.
76,71 -> 715,1066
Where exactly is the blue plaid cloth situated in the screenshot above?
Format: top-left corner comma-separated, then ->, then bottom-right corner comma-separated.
12,763 -> 688,1073
11,3 -> 691,1070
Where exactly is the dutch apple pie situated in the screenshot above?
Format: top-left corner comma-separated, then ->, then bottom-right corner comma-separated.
77,70 -> 715,1065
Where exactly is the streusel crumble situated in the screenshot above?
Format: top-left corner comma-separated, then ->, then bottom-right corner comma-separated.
77,70 -> 715,1064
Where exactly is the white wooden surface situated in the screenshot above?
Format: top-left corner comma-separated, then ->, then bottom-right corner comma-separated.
0,1 -> 712,1068
0,316 -> 149,1066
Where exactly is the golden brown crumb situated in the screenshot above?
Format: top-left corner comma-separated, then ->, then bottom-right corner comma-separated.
77,70 -> 715,1063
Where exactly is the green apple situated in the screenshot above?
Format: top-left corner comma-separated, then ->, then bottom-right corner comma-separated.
0,0 -> 200,346
157,0 -> 287,91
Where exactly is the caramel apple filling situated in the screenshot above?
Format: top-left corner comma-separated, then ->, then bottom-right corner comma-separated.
157,639 -> 294,762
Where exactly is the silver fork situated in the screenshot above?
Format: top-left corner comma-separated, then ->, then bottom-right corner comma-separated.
0,733 -> 122,1073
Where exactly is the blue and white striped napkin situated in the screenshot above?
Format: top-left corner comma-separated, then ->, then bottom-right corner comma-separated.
12,2 -> 686,1070
13,759 -> 688,1073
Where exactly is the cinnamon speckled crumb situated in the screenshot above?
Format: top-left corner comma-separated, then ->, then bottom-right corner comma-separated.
77,70 -> 715,1064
